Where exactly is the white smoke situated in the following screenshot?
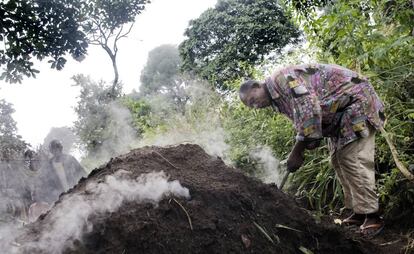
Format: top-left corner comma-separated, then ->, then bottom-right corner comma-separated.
249,146 -> 285,185
82,101 -> 140,169
139,113 -> 230,160
3,170 -> 190,254
138,82 -> 231,162
75,78 -> 232,169
100,102 -> 139,154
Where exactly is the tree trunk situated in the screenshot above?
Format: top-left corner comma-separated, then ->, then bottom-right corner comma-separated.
110,54 -> 119,94
101,44 -> 119,98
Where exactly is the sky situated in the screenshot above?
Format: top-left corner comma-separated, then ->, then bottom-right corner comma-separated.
0,0 -> 217,148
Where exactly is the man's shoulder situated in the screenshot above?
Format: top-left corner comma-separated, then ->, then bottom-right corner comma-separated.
272,63 -> 324,77
60,154 -> 79,163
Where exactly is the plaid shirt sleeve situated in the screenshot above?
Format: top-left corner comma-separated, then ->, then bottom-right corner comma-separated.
287,79 -> 323,142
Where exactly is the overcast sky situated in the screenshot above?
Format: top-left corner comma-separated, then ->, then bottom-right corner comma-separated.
0,0 -> 217,148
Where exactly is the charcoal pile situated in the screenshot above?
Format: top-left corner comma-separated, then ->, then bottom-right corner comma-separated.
18,144 -> 379,254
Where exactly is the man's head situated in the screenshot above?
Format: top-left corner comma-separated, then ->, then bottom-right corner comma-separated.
239,80 -> 272,108
49,139 -> 63,157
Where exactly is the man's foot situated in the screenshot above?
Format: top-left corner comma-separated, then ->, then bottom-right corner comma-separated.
343,213 -> 365,226
360,214 -> 385,237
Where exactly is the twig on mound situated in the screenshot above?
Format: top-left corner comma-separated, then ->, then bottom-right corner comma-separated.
173,198 -> 193,230
299,246 -> 314,254
253,221 -> 275,245
275,223 -> 302,233
152,151 -> 180,170
379,239 -> 401,246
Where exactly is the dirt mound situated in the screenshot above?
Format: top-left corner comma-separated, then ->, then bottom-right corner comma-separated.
22,144 -> 379,253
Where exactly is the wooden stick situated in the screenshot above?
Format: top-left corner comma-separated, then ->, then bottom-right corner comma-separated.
379,127 -> 414,181
173,198 -> 193,230
152,151 -> 180,170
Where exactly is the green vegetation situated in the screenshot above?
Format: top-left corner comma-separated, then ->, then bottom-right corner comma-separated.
179,0 -> 301,90
285,0 -> 414,214
95,0 -> 412,217
142,0 -> 413,215
1,0 -> 412,222
0,99 -> 28,160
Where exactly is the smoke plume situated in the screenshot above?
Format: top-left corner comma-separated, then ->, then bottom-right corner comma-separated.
249,146 -> 284,186
138,81 -> 231,162
2,170 -> 190,253
81,101 -> 139,170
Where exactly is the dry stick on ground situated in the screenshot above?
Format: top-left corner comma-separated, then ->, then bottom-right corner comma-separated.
379,127 -> 414,181
172,198 -> 193,230
378,239 -> 401,246
253,221 -> 276,245
152,151 -> 180,170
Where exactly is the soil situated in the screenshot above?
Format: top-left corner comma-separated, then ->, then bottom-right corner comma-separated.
20,144 -> 411,253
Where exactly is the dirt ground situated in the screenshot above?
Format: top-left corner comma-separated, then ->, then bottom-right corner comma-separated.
21,144 -> 411,253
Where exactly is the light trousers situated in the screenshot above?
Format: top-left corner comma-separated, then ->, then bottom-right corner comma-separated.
329,127 -> 378,214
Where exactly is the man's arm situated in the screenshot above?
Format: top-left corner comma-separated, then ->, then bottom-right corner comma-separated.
287,79 -> 323,172
287,140 -> 306,172
67,155 -> 87,178
287,139 -> 321,172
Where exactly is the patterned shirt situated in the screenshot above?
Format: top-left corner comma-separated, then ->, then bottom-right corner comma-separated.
265,63 -> 384,151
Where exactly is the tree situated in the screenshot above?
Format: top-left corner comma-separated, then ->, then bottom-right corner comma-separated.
179,0 -> 301,90
73,74 -> 141,169
140,44 -> 188,110
0,0 -> 88,83
285,0 -> 332,16
73,75 -> 122,153
0,0 -> 150,85
0,99 -> 28,160
83,0 -> 150,92
140,45 -> 181,95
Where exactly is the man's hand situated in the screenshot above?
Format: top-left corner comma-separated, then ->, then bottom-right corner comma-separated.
287,151 -> 304,172
287,141 -> 306,172
305,139 -> 321,150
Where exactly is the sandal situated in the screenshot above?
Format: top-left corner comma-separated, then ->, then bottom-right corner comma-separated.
359,219 -> 385,237
342,213 -> 365,226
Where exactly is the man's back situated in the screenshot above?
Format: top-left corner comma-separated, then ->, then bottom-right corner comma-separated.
266,63 -> 384,149
57,153 -> 86,188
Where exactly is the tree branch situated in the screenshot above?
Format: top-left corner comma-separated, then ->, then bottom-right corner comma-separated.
380,127 -> 414,181
93,20 -> 109,45
117,22 -> 135,41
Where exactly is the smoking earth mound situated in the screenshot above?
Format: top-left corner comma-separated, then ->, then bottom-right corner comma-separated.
20,144 -> 378,254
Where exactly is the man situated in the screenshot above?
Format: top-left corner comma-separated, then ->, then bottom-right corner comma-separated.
48,139 -> 87,192
0,157 -> 32,222
239,63 -> 385,236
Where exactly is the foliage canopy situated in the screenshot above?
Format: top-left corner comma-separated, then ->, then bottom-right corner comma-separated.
179,0 -> 301,90
140,44 -> 190,111
140,45 -> 182,96
0,0 -> 88,83
0,0 -> 150,84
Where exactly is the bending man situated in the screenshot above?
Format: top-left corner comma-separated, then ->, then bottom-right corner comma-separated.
239,63 -> 385,236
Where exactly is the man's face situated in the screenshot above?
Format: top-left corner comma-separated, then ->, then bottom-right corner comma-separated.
50,147 -> 62,157
240,84 -> 271,109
